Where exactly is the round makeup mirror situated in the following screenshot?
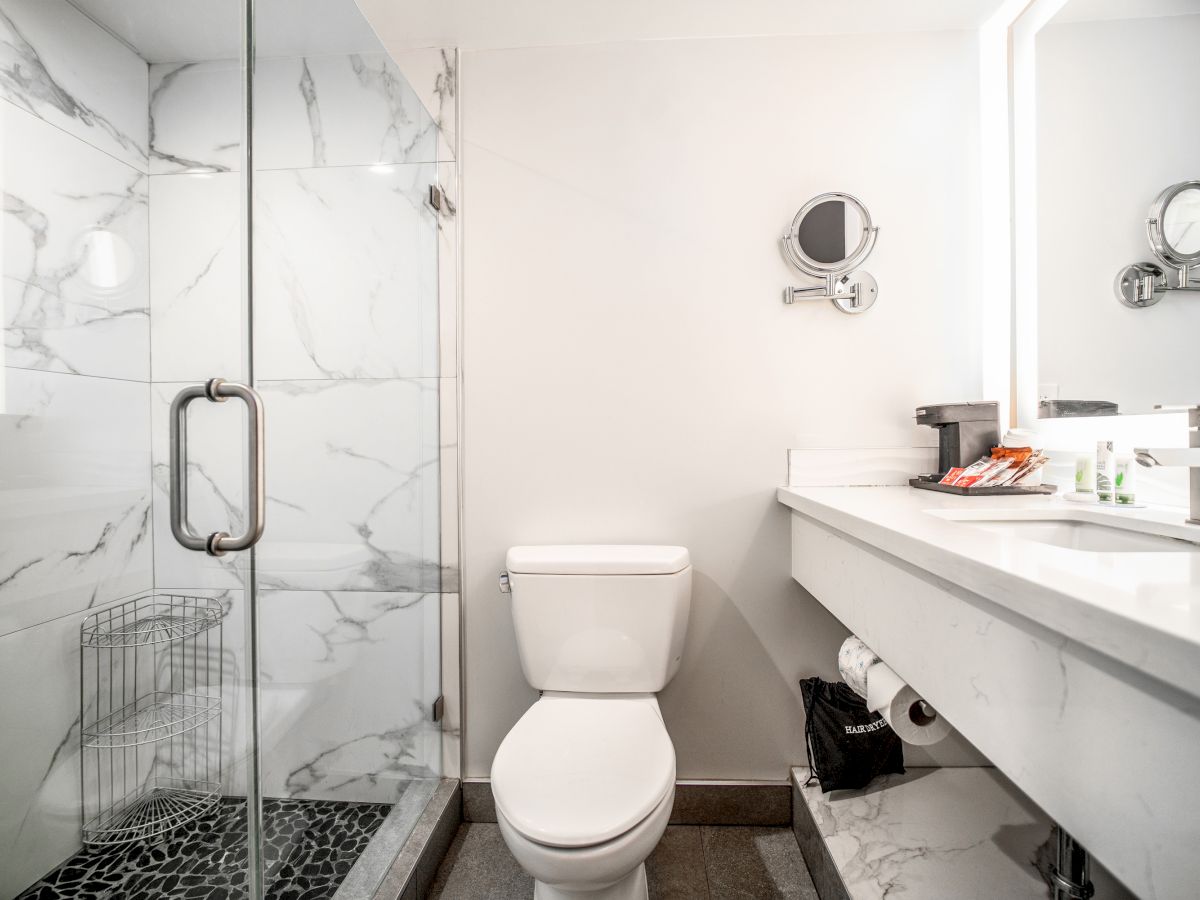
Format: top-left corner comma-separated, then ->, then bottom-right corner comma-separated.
781,192 -> 880,314
1114,180 -> 1200,309
782,192 -> 877,277
1153,180 -> 1200,263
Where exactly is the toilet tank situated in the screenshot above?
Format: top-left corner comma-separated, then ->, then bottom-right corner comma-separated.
504,545 -> 692,693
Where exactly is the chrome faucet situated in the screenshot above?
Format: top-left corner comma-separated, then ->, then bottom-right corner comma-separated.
1135,406 -> 1200,525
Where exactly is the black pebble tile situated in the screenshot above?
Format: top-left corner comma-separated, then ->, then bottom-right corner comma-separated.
16,798 -> 391,900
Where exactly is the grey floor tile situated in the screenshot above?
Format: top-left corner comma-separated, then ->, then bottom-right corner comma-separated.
427,823 -> 534,899
647,827 -> 711,899
426,822 -> 816,900
700,826 -> 819,900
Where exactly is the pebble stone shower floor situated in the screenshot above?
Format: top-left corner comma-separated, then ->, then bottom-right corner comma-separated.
17,797 -> 391,899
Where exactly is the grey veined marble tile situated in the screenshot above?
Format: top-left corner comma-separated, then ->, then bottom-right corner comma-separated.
0,370 -> 152,635
148,172 -> 242,384
255,590 -> 442,802
0,0 -> 149,170
2,104 -> 149,381
255,378 -> 441,593
253,164 -> 439,381
148,52 -> 438,175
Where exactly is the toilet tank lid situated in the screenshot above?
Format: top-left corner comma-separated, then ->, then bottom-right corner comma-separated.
506,545 -> 690,575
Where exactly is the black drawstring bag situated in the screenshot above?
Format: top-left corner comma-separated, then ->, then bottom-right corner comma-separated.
800,676 -> 905,792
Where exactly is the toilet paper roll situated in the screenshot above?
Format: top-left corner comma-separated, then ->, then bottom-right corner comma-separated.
837,636 -> 880,700
865,661 -> 953,746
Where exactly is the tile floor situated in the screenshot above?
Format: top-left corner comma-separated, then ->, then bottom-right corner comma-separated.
428,823 -> 819,899
17,798 -> 389,899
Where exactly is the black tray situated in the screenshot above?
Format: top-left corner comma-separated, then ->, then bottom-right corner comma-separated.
909,477 -> 1057,497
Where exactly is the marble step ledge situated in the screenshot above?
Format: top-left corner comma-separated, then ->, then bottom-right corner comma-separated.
791,767 -> 1136,900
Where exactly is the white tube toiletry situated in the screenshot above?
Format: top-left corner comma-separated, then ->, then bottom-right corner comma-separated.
1116,455 -> 1137,506
1096,440 -> 1115,504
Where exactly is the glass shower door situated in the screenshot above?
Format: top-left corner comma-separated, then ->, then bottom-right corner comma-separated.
246,2 -> 446,893
2,0 -> 445,896
0,0 -> 265,897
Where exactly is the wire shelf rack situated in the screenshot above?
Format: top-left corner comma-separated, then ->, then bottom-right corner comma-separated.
82,691 -> 222,749
81,595 -> 223,648
80,594 -> 225,847
81,776 -> 221,847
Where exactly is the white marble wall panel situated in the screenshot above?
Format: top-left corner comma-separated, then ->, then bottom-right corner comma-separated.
253,590 -> 440,802
253,164 -> 439,380
0,370 -> 151,635
148,61 -> 242,174
254,54 -> 437,170
148,53 -> 436,175
389,48 -> 456,161
0,0 -> 148,170
148,173 -> 243,383
253,378 -> 441,593
2,104 -> 149,381
0,611 -> 89,898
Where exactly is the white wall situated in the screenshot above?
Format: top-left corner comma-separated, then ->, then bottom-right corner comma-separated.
460,31 -> 985,780
1036,13 -> 1200,414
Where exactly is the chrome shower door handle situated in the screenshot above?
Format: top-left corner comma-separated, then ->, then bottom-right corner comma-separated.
169,378 -> 266,556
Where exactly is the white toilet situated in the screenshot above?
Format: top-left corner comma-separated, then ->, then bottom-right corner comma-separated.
491,545 -> 692,900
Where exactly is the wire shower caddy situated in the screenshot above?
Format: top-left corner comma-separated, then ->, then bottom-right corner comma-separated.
80,594 -> 226,847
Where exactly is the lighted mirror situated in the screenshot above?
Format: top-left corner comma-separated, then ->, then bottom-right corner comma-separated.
1027,1 -> 1200,417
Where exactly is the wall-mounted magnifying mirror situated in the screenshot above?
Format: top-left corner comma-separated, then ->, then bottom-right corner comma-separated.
780,192 -> 879,314
1115,179 -> 1200,309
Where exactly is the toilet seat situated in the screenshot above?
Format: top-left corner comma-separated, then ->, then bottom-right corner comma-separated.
492,695 -> 676,849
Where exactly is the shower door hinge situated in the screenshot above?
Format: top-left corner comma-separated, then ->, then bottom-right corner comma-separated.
428,184 -> 456,216
431,695 -> 445,723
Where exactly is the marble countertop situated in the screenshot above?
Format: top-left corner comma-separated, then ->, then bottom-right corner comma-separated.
777,486 -> 1200,699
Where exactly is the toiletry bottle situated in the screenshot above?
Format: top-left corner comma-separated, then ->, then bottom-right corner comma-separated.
1075,454 -> 1095,494
1096,441 -> 1115,503
1115,455 -> 1136,506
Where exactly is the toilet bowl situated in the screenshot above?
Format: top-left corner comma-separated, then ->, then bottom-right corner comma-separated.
492,694 -> 676,900
492,545 -> 692,900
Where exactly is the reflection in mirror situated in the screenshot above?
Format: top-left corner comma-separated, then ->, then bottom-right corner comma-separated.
797,199 -> 864,266
1163,187 -> 1200,256
1033,1 -> 1200,416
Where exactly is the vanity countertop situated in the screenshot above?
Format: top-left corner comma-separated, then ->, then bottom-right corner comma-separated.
777,485 -> 1200,699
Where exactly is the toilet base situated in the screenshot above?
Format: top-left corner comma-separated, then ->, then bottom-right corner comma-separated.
533,863 -> 648,900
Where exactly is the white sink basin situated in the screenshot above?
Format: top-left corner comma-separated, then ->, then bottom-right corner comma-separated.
965,518 -> 1197,552
929,508 -> 1200,553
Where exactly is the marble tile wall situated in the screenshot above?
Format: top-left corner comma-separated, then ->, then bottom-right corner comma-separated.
146,41 -> 449,808
0,3 -> 452,889
0,3 -> 154,891
147,52 -> 437,173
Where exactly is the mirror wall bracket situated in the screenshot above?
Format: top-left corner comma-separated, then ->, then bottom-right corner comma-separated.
783,272 -> 879,314
1115,180 -> 1200,309
780,191 -> 880,314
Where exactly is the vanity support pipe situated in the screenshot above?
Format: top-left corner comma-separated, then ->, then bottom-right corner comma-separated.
1052,827 -> 1094,900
